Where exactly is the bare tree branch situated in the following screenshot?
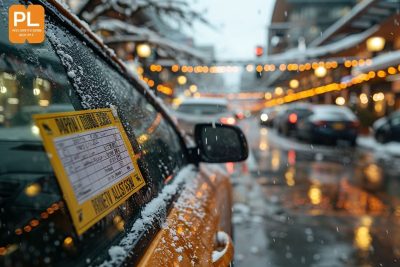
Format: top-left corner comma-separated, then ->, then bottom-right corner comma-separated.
81,0 -> 210,28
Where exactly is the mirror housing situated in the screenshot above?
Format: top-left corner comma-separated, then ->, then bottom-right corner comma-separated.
190,123 -> 249,163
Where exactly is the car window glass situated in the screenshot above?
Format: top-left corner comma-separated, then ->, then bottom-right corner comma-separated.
0,30 -> 74,140
314,112 -> 350,121
0,2 -> 186,266
391,116 -> 400,126
314,107 -> 356,121
47,17 -> 186,188
0,1 -> 83,266
45,10 -> 187,264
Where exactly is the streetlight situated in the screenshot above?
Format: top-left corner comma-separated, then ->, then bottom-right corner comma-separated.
289,79 -> 299,89
136,43 -> 152,58
366,37 -> 385,52
177,75 -> 187,85
246,64 -> 254,72
189,85 -> 198,93
335,96 -> 346,106
314,66 -> 327,78
359,93 -> 369,105
274,87 -> 284,96
372,92 -> 385,102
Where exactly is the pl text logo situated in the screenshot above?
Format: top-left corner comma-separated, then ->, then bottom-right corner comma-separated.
9,5 -> 45,44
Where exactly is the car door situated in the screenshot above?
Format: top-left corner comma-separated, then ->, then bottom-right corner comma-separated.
0,0 -> 234,266
389,113 -> 400,141
43,4 -> 234,266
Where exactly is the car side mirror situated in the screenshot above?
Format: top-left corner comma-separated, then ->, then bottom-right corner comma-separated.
191,123 -> 248,163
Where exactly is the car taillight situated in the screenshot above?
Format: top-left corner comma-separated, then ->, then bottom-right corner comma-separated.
220,117 -> 236,125
350,121 -> 360,128
236,112 -> 245,120
288,113 -> 298,124
313,120 -> 327,126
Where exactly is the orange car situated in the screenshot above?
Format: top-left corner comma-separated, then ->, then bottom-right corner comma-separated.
0,0 -> 248,266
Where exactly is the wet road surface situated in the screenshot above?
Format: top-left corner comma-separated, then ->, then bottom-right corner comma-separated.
232,118 -> 400,267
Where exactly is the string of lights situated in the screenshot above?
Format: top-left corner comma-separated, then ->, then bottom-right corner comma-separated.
144,58 -> 373,74
183,65 -> 399,106
264,66 -> 399,107
136,61 -> 398,102
136,68 -> 174,96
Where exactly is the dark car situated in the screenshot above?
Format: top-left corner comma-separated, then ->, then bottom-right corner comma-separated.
259,107 -> 279,127
297,105 -> 359,146
0,1 -> 248,266
373,111 -> 400,143
274,103 -> 312,136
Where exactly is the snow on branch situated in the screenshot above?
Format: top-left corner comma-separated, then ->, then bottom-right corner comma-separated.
81,0 -> 209,27
93,19 -> 210,61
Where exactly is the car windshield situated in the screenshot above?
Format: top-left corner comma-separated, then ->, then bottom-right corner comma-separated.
292,108 -> 311,116
313,107 -> 356,121
177,103 -> 228,115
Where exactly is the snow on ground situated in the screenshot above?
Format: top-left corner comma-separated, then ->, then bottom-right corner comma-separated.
358,136 -> 400,158
232,174 -> 271,266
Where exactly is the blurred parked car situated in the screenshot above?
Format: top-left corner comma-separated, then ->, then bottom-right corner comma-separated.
234,108 -> 249,120
174,98 -> 237,135
0,1 -> 248,266
274,103 -> 312,136
373,111 -> 400,143
297,105 -> 359,146
259,107 -> 277,127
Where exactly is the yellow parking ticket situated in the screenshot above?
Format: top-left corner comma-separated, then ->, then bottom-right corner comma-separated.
33,108 -> 146,235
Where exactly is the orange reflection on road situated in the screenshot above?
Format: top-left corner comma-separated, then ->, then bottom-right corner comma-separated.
271,149 -> 281,171
354,217 -> 373,251
288,150 -> 296,166
354,226 -> 372,251
337,180 -> 387,215
285,167 -> 296,187
259,128 -> 269,151
364,163 -> 383,184
308,184 -> 322,205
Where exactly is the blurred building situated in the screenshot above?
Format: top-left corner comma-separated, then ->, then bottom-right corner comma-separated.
67,0 -> 219,100
267,0 -> 357,55
241,0 -> 357,92
250,0 -> 400,129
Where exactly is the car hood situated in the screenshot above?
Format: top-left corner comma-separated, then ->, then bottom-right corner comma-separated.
373,117 -> 387,130
0,126 -> 41,141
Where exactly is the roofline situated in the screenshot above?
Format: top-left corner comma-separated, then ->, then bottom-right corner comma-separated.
354,50 -> 400,73
309,0 -> 376,47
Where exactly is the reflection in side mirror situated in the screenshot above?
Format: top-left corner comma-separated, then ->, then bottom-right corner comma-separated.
193,123 -> 248,163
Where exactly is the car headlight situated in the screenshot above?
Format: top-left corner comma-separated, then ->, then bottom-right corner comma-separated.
260,113 -> 269,122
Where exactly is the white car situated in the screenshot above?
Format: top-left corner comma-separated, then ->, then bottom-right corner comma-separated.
174,98 -> 236,135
